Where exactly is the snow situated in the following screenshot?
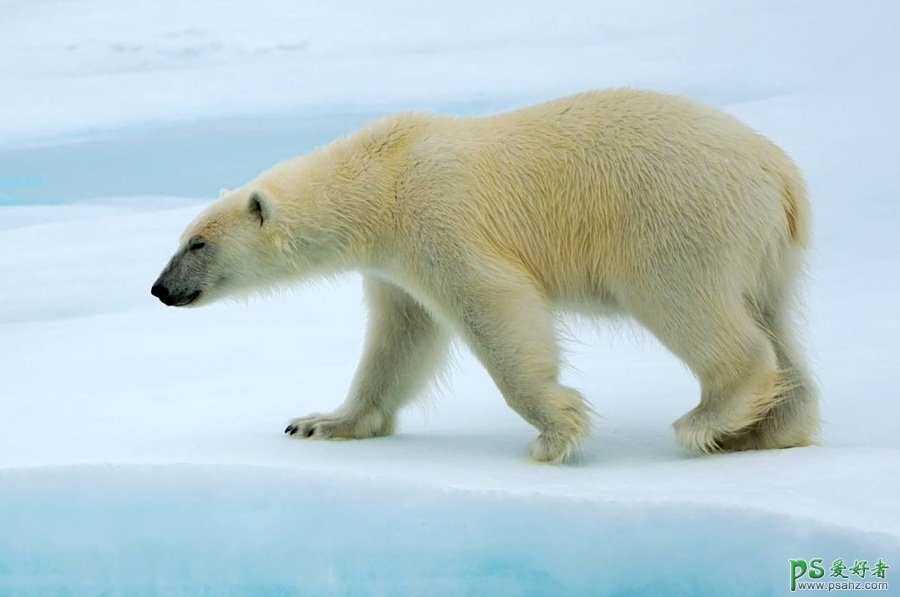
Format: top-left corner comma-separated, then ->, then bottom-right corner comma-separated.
3,0 -> 897,146
2,0 -> 899,594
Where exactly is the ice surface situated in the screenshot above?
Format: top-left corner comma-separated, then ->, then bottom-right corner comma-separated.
1,466 -> 896,596
1,0 -> 899,594
2,0 -> 897,146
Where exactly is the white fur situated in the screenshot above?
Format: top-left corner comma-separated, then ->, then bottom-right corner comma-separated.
176,89 -> 818,463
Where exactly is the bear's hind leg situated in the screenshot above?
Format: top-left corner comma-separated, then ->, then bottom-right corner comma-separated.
718,297 -> 819,451
630,293 -> 784,454
453,265 -> 591,463
285,277 -> 448,440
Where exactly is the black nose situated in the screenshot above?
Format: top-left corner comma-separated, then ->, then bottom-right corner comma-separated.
151,283 -> 172,304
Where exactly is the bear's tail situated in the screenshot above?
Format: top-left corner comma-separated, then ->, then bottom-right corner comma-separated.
779,160 -> 810,247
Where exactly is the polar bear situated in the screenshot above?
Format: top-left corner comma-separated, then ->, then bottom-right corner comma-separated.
151,89 -> 818,463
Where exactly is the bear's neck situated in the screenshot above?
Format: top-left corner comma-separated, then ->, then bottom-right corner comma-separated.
272,121 -> 407,275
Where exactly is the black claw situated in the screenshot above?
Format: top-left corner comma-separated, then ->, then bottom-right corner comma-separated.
305,427 -> 315,438
285,425 -> 295,434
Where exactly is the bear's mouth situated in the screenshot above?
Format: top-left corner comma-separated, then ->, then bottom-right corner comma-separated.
173,290 -> 202,307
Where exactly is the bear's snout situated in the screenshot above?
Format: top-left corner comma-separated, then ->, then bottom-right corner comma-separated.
151,282 -> 173,305
151,281 -> 201,307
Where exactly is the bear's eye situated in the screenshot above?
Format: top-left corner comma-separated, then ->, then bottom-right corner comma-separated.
189,241 -> 206,251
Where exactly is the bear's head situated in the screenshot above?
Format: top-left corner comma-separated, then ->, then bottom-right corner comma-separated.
151,187 -> 285,307
152,143 -> 383,307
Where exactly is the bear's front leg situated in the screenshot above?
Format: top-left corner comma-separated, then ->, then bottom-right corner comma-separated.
451,262 -> 592,463
285,276 -> 448,440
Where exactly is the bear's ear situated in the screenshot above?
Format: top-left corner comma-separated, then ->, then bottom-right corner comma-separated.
248,191 -> 272,226
219,188 -> 230,198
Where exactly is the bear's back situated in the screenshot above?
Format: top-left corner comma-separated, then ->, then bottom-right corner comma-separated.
392,90 -> 805,305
